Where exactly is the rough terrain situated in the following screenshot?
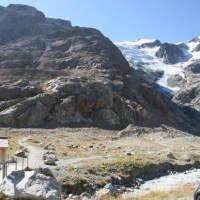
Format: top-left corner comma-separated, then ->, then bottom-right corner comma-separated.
0,4 -> 199,134
0,4 -> 200,200
1,126 -> 200,199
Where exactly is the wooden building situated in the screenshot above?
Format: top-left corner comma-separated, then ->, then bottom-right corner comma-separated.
0,137 -> 9,178
0,137 -> 9,163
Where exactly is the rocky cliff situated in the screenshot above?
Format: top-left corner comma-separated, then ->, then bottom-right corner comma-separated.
0,4 -> 198,132
155,43 -> 185,64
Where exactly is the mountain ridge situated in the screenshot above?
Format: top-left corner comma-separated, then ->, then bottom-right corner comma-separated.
0,4 -> 199,134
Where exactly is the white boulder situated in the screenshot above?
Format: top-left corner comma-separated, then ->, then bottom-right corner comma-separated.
0,169 -> 61,200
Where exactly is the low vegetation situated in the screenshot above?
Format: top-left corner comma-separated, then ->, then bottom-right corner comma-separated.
1,127 -> 200,199
131,184 -> 194,200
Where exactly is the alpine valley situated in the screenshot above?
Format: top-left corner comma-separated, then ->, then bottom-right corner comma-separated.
0,4 -> 200,200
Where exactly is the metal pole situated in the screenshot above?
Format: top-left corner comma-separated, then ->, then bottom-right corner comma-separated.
7,154 -> 9,167
27,154 -> 28,168
2,164 -> 5,179
5,162 -> 7,177
15,158 -> 17,171
1,164 -> 2,180
22,157 -> 24,170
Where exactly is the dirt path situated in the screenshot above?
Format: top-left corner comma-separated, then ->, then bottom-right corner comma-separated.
18,137 -> 45,169
18,137 -> 103,169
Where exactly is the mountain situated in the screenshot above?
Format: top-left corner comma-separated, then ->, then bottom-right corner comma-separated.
0,4 -> 199,133
116,38 -> 200,101
116,38 -> 200,130
0,4 -> 72,45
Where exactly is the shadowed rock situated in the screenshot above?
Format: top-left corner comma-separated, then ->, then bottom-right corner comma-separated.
138,39 -> 161,49
155,43 -> 185,64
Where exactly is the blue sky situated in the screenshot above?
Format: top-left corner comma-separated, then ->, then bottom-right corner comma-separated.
1,0 -> 200,43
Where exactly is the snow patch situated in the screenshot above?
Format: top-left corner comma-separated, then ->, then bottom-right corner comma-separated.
115,37 -> 200,95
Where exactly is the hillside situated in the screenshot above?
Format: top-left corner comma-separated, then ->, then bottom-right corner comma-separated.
0,4 -> 199,133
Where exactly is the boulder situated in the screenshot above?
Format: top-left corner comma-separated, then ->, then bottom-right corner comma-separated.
44,158 -> 56,165
36,168 -> 55,178
167,152 -> 176,159
80,192 -> 92,199
43,153 -> 58,161
0,169 -> 61,200
95,183 -> 118,199
7,156 -> 16,163
15,149 -> 26,158
118,124 -> 146,138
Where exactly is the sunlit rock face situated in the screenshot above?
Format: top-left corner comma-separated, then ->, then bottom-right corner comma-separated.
0,4 -> 199,133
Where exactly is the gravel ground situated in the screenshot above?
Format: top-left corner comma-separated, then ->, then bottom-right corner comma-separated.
1,126 -> 200,198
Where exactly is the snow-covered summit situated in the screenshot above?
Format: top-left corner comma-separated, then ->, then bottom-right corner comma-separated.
115,37 -> 200,96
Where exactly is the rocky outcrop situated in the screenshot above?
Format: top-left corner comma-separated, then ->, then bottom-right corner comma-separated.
193,44 -> 200,52
136,69 -> 164,84
155,43 -> 185,64
189,37 -> 200,43
186,61 -> 200,74
138,39 -> 161,49
167,74 -> 186,88
0,80 -> 42,101
0,169 -> 61,200
173,75 -> 200,111
172,74 -> 200,133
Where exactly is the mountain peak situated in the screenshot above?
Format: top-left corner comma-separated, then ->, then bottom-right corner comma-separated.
7,4 -> 42,13
0,4 -> 72,45
189,36 -> 200,43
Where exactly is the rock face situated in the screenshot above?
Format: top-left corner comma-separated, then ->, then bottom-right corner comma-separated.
173,75 -> 200,112
155,43 -> 185,64
0,4 -> 199,132
136,69 -> 164,84
0,169 -> 61,200
173,74 -> 200,132
167,74 -> 186,88
193,44 -> 200,52
0,4 -> 72,45
186,61 -> 200,74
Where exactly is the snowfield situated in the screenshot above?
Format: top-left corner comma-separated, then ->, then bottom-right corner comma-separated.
115,37 -> 200,95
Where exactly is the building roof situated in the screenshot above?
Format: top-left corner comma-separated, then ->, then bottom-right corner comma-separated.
0,137 -> 9,148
